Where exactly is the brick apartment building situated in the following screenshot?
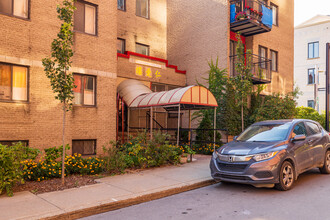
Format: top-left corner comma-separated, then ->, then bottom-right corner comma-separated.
0,0 -> 294,155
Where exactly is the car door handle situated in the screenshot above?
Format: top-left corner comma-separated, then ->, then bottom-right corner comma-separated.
308,140 -> 313,145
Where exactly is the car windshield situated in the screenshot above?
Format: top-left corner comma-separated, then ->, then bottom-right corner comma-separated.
236,123 -> 291,142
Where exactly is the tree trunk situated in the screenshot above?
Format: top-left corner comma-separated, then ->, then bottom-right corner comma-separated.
241,97 -> 244,132
62,101 -> 66,185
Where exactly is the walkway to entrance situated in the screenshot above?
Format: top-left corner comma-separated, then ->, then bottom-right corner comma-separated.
117,79 -> 218,148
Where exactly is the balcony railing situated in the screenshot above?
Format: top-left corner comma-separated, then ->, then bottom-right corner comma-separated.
229,53 -> 272,84
230,0 -> 272,36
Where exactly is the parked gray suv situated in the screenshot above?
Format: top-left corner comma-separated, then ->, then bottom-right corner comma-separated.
210,119 -> 330,190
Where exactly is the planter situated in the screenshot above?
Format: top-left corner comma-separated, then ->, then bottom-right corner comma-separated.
228,135 -> 234,142
180,156 -> 188,164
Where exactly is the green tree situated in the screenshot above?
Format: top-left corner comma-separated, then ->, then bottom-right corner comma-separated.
193,58 -> 226,142
42,0 -> 76,184
233,33 -> 254,131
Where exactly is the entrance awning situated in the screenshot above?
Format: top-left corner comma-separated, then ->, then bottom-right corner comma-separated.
117,79 -> 218,110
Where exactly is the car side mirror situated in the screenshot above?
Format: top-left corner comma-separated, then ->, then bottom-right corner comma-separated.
233,136 -> 238,141
292,134 -> 306,142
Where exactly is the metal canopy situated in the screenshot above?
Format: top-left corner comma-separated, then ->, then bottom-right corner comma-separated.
117,79 -> 218,110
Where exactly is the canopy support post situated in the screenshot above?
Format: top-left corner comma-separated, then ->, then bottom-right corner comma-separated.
121,99 -> 125,144
127,108 -> 130,141
213,107 -> 216,152
177,105 -> 181,147
150,107 -> 153,140
189,110 -> 192,162
165,111 -> 168,135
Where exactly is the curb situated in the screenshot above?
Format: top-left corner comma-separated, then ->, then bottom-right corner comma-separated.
42,179 -> 216,220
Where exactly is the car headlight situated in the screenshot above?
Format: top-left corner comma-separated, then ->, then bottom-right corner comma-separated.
213,150 -> 220,159
253,151 -> 278,162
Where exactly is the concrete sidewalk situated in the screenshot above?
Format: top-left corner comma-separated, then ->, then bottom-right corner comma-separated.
0,155 -> 215,220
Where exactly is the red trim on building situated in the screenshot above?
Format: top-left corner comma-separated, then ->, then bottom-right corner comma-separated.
117,51 -> 186,74
230,31 -> 246,44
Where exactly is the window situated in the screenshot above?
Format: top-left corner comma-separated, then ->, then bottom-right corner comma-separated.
0,140 -> 28,147
136,0 -> 149,18
0,0 -> 29,18
117,0 -> 125,11
0,63 -> 28,102
259,46 -> 268,69
117,38 -> 125,54
306,122 -> 321,135
308,42 -> 319,59
271,3 -> 278,26
308,68 -> 315,84
72,140 -> 96,155
73,74 -> 96,106
308,100 -> 315,109
74,1 -> 97,35
136,43 -> 149,56
293,123 -> 307,136
230,40 -> 237,56
270,50 -> 278,72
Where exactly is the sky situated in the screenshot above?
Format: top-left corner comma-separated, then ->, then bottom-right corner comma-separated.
295,0 -> 330,26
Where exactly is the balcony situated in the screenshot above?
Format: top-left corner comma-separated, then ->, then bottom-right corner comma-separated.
230,0 -> 272,36
229,53 -> 272,84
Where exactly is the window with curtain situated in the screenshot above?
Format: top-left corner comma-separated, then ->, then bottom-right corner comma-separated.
136,0 -> 149,18
74,1 -> 97,35
136,43 -> 149,55
271,3 -> 278,26
0,64 -> 28,102
117,38 -> 125,54
0,0 -> 29,18
118,0 -> 125,11
308,42 -> 319,59
259,46 -> 268,69
73,74 -> 96,106
308,68 -> 315,84
270,50 -> 278,72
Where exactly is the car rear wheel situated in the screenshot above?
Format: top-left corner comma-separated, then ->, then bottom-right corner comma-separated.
275,161 -> 295,191
319,150 -> 330,174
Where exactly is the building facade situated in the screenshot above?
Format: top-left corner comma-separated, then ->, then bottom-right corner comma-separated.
0,0 -> 294,155
294,15 -> 330,113
0,0 -> 118,155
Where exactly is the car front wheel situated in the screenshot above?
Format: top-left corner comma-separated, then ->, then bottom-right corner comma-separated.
319,150 -> 330,174
275,161 -> 295,191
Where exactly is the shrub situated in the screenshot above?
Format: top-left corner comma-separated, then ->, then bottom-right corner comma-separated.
295,106 -> 325,128
191,143 -> 221,155
0,142 -> 39,196
22,153 -> 104,181
102,143 -> 128,174
44,145 -> 70,162
102,131 -> 183,173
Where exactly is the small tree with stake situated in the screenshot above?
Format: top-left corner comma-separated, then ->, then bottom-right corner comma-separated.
42,0 -> 76,185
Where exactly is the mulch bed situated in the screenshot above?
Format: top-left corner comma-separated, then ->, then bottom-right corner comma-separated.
9,154 -> 210,196
12,175 -> 98,195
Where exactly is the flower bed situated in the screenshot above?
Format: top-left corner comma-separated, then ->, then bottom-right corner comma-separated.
22,154 -> 104,181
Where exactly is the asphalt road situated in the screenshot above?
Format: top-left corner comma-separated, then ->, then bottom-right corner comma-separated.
82,168 -> 330,220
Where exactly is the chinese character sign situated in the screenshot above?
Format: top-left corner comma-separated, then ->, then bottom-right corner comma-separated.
135,65 -> 162,79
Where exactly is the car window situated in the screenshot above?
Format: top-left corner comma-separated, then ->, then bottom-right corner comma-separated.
293,123 -> 307,136
237,123 -> 291,142
306,122 -> 321,135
